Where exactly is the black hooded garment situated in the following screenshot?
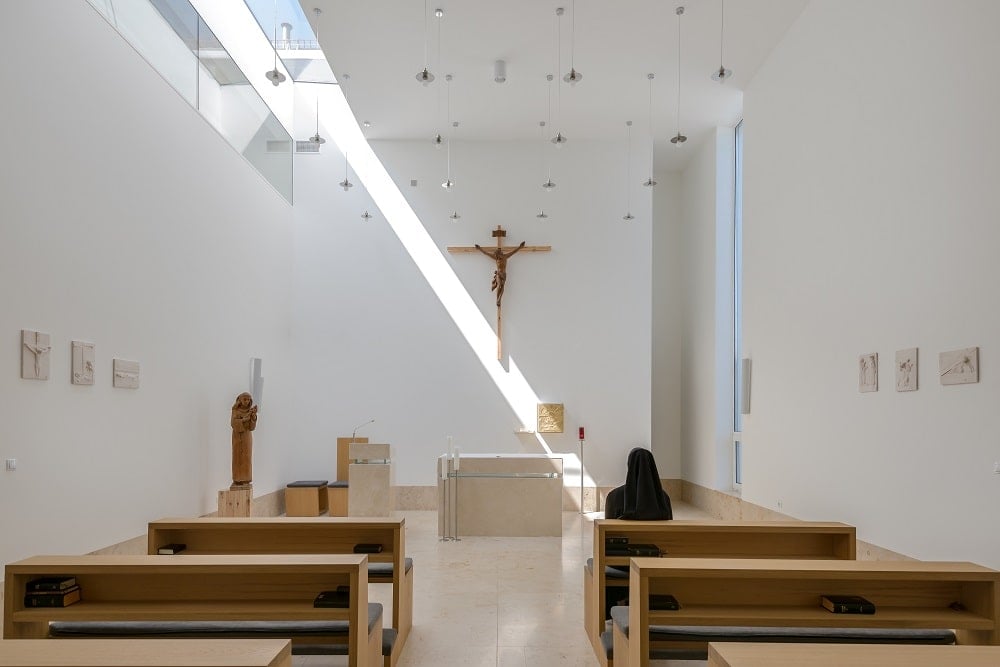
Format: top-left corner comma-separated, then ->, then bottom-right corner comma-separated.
604,447 -> 673,520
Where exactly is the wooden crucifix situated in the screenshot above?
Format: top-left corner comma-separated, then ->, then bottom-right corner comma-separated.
448,225 -> 551,359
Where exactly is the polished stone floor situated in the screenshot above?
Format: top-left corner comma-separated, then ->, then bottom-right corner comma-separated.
299,503 -> 712,667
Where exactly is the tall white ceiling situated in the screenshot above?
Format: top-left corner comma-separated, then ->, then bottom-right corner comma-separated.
304,0 -> 806,171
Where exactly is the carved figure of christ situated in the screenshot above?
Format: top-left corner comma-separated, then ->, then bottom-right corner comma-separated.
447,225 -> 551,359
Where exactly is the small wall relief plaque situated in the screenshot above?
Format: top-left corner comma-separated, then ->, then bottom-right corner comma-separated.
895,348 -> 917,392
859,352 -> 878,393
113,359 -> 140,389
939,347 -> 978,386
537,403 -> 565,433
72,341 -> 95,385
21,329 -> 51,380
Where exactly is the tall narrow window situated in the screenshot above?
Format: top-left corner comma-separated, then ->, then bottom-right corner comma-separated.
733,120 -> 744,489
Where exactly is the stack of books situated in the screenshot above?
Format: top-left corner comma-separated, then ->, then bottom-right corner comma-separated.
605,536 -> 662,557
24,576 -> 81,608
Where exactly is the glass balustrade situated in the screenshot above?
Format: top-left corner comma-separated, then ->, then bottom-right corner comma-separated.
87,0 -> 293,202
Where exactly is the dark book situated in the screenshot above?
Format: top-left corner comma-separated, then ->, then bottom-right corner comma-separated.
627,544 -> 661,557
821,595 -> 876,614
353,543 -> 383,554
650,594 -> 681,611
313,587 -> 350,608
605,547 -> 630,556
605,536 -> 629,546
26,576 -> 77,592
24,586 -> 81,607
157,543 -> 187,555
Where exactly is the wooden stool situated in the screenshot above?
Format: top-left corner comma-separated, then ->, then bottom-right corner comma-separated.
328,481 -> 349,517
285,480 -> 328,517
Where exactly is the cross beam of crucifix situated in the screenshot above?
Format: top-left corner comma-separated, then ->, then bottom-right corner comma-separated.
447,225 -> 551,359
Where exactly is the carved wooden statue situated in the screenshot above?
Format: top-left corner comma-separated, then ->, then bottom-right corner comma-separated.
230,392 -> 258,489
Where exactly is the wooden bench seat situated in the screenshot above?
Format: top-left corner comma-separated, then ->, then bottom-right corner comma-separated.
708,642 -> 1000,666
3,554 -> 380,667
0,638 -> 293,667
614,557 -> 1000,667
147,517 -> 412,667
586,520 -> 856,664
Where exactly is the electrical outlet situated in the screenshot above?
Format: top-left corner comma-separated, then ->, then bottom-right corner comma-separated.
776,499 -> 783,510
5,458 -> 16,472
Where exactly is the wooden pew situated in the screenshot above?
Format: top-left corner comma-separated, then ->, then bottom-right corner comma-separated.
616,557 -> 1000,667
3,554 -> 379,667
0,639 -> 292,667
708,642 -> 1000,667
585,520 -> 856,662
147,517 -> 411,667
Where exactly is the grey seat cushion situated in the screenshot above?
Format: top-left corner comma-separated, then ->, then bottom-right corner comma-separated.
287,480 -> 328,487
599,627 -> 705,661
609,605 -> 956,644
585,557 -> 630,579
328,481 -> 349,488
368,558 -> 413,578
294,627 -> 397,657
50,602 -> 383,638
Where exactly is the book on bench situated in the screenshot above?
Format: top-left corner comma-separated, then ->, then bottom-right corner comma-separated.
821,595 -> 876,614
314,586 -> 351,608
26,576 -> 77,592
606,544 -> 661,557
24,585 -> 82,607
649,594 -> 681,611
353,543 -> 383,553
157,543 -> 187,555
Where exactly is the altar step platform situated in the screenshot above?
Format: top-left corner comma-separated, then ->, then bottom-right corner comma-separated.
438,453 -> 564,538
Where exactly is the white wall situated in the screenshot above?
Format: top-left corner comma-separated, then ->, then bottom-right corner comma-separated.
679,130 -> 736,490
651,172 -> 682,476
289,136 -> 655,489
0,1 -> 295,570
740,0 -> 1000,567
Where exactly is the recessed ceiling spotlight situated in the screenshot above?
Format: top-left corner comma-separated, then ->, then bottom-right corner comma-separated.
449,211 -> 461,221
341,73 -> 351,80
494,59 -> 507,84
435,8 -> 443,18
536,210 -> 549,219
361,210 -> 373,221
362,120 -> 372,128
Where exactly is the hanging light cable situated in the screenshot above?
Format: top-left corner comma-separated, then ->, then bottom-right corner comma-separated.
711,0 -> 733,82
563,0 -> 583,84
415,0 -> 435,85
671,6 -> 688,146
536,120 -> 549,218
442,75 -> 455,189
432,8 -> 445,146
643,74 -> 657,187
448,119 -> 461,221
551,8 -> 568,146
542,75 -> 557,190
339,150 -> 353,191
623,121 -> 635,222
309,95 -> 326,145
264,0 -> 286,86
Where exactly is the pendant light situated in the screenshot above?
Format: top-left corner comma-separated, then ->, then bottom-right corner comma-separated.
339,151 -> 353,191
441,76 -> 455,189
536,120 -> 550,218
623,121 -> 635,222
643,74 -> 657,187
670,7 -> 688,146
542,75 -> 557,190
361,211 -> 373,222
449,211 -> 461,222
711,0 -> 733,82
562,0 -> 583,85
308,97 -> 325,145
551,9 -> 568,146
415,1 -> 436,85
264,0 -> 286,86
